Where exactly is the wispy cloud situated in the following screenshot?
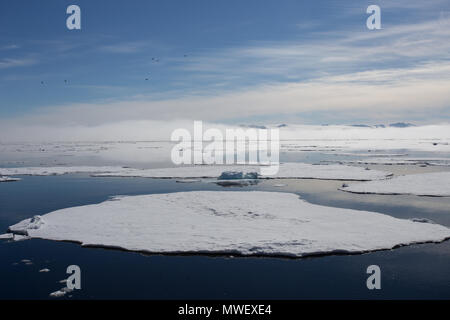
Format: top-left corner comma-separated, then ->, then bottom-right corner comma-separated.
0,44 -> 20,50
98,41 -> 148,54
180,18 -> 450,84
0,57 -> 36,69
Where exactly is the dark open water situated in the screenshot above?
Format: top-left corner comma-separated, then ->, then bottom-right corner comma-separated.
0,174 -> 449,299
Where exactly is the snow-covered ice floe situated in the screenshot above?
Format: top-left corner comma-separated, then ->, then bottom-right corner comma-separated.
0,163 -> 391,181
0,176 -> 20,182
7,191 -> 450,258
93,163 -> 392,181
325,157 -> 450,167
340,172 -> 450,197
0,166 -> 128,176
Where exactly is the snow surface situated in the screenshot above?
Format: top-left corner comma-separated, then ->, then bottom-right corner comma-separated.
340,172 -> 450,197
7,191 -> 450,257
93,163 -> 392,181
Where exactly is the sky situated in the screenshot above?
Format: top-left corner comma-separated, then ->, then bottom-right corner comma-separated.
0,0 -> 450,140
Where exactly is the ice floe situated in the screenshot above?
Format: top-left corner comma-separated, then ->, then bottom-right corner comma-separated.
340,172 -> 450,197
7,191 -> 450,258
0,166 -> 128,176
93,163 -> 392,181
0,176 -> 20,182
0,163 -> 391,181
325,157 -> 450,166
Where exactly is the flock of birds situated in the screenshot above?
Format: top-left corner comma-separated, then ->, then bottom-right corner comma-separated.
40,54 -> 189,84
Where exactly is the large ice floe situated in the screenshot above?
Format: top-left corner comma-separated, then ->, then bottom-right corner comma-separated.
92,163 -> 391,181
340,172 -> 450,197
5,191 -> 450,257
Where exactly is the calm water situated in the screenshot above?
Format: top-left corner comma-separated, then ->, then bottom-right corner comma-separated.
0,174 -> 449,299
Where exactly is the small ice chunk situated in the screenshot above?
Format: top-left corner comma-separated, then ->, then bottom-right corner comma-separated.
218,171 -> 259,181
39,268 -> 50,273
0,176 -> 20,182
0,233 -> 13,240
218,171 -> 244,180
49,286 -> 73,298
49,290 -> 65,298
13,234 -> 31,241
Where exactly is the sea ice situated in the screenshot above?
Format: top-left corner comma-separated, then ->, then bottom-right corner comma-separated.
340,172 -> 450,197
93,163 -> 392,181
7,191 -> 450,258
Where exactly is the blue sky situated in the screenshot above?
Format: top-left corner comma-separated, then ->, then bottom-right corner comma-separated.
1,0 -> 450,128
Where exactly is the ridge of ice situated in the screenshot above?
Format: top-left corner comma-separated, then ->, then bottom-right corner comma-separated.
8,215 -> 44,235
